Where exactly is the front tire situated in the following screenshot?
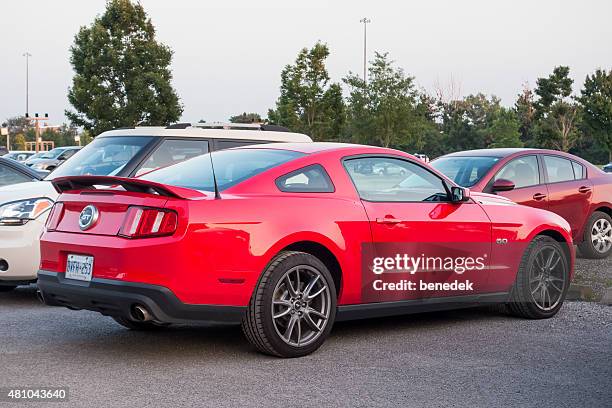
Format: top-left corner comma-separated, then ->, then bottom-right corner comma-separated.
242,251 -> 337,358
507,235 -> 570,319
578,211 -> 612,259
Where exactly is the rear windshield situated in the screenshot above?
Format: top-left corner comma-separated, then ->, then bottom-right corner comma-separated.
141,148 -> 304,192
431,156 -> 500,187
48,136 -> 154,179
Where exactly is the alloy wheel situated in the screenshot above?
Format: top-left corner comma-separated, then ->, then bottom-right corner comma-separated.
529,245 -> 566,311
591,218 -> 612,254
271,265 -> 331,347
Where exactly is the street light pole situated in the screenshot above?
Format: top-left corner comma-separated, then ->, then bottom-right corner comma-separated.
23,52 -> 32,116
359,18 -> 371,83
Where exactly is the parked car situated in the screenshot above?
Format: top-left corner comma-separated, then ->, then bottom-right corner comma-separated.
431,148 -> 612,259
38,143 -> 573,357
0,157 -> 45,187
603,163 -> 612,173
3,151 -> 36,162
413,153 -> 430,163
24,146 -> 82,172
0,123 -> 311,291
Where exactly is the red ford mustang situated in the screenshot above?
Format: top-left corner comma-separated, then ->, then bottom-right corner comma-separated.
432,148 -> 612,259
38,143 -> 574,357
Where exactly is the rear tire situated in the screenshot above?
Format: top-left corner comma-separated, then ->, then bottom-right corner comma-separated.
578,211 -> 612,259
241,251 -> 337,358
112,316 -> 170,331
0,285 -> 16,292
507,235 -> 569,319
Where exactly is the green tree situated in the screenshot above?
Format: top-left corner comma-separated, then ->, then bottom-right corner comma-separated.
13,134 -> 26,150
533,66 -> 581,152
66,0 -> 182,135
268,42 -> 345,141
486,108 -> 523,148
515,84 -> 536,146
579,69 -> 612,162
229,112 -> 262,123
343,52 -> 435,149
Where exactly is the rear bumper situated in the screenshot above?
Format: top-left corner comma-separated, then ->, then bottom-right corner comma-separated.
37,270 -> 246,324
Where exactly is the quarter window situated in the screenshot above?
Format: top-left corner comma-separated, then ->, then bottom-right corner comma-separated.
543,156 -> 576,183
572,161 -> 585,179
493,156 -> 540,188
344,157 -> 449,202
276,164 -> 334,193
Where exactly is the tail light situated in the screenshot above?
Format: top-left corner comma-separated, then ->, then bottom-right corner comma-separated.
119,206 -> 178,238
45,202 -> 64,231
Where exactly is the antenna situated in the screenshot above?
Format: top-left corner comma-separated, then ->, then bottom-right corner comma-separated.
208,151 -> 220,199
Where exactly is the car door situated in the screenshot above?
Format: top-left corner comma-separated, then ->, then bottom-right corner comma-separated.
343,156 -> 492,303
542,155 -> 592,239
487,155 -> 549,211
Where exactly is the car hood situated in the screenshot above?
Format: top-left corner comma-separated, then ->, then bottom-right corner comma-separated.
0,180 -> 59,204
470,192 -> 516,206
26,158 -> 56,165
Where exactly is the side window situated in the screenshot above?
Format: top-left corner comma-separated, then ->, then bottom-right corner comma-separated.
572,161 -> 585,179
344,157 -> 449,202
0,165 -> 31,186
543,156 -> 575,183
136,139 -> 209,176
216,140 -> 272,150
58,150 -> 77,160
493,156 -> 540,188
276,164 -> 334,193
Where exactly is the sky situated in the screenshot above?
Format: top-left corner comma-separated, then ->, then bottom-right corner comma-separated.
1,0 -> 611,127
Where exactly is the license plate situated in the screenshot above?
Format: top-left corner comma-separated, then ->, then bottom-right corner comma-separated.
65,254 -> 94,282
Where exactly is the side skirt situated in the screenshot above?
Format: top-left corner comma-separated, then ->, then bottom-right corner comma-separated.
336,292 -> 510,322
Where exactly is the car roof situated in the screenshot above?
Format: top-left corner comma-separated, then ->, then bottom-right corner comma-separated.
233,142 -> 388,154
98,127 -> 312,143
442,148 -> 539,157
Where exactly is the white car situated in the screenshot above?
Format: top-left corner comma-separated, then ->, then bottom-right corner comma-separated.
0,123 -> 311,291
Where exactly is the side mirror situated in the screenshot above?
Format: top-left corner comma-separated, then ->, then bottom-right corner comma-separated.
451,186 -> 470,202
492,178 -> 515,192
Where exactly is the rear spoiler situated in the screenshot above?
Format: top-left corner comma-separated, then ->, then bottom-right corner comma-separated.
51,176 -> 206,199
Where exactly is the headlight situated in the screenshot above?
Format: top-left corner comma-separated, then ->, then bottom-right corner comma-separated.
31,163 -> 47,170
0,198 -> 54,226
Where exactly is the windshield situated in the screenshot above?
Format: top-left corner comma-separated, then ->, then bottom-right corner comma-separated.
141,148 -> 305,192
431,156 -> 500,187
47,136 -> 153,179
39,148 -> 64,159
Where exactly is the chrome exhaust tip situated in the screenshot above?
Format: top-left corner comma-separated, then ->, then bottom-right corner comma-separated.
131,305 -> 152,322
36,290 -> 45,304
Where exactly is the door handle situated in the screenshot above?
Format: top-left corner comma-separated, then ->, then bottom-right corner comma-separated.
532,193 -> 547,201
578,186 -> 592,194
376,217 -> 402,224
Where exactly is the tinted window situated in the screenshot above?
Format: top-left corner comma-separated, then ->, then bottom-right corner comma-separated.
431,156 -> 500,187
493,156 -> 539,188
276,164 -> 334,193
216,140 -> 272,150
136,139 -> 209,176
572,161 -> 585,179
0,164 -> 31,186
39,148 -> 64,159
142,149 -> 304,192
48,136 -> 153,179
344,157 -> 449,202
543,156 -> 575,183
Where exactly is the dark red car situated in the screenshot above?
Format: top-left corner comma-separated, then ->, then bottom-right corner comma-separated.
38,144 -> 573,357
432,149 -> 612,259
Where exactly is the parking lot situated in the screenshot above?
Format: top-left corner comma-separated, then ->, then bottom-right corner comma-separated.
0,257 -> 610,408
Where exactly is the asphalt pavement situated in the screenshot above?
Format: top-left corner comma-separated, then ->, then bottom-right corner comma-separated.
0,277 -> 610,407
